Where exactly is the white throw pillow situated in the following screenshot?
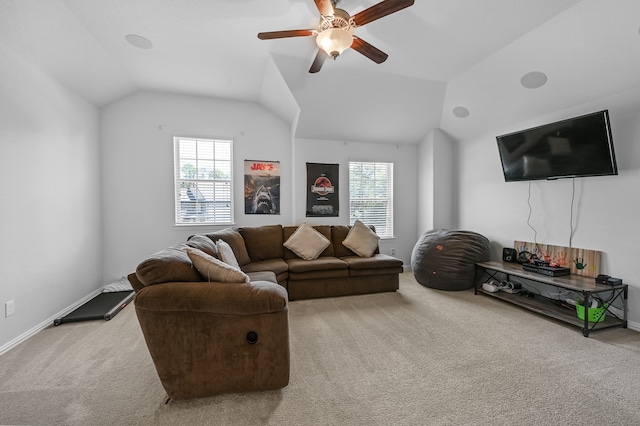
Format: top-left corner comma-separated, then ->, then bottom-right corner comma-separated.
215,239 -> 240,269
342,220 -> 380,257
185,247 -> 250,283
284,223 -> 330,260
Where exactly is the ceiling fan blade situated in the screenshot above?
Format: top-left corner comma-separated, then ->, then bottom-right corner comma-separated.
309,49 -> 329,73
351,36 -> 388,64
314,0 -> 335,16
352,0 -> 414,26
257,29 -> 316,40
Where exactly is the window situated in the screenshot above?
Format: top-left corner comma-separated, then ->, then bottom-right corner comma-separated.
349,161 -> 394,238
174,137 -> 233,225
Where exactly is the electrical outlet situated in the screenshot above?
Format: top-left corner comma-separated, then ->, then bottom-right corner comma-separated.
391,248 -> 396,255
5,300 -> 15,317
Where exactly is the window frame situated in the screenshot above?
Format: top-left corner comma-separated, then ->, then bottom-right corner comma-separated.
348,161 -> 394,239
173,136 -> 234,226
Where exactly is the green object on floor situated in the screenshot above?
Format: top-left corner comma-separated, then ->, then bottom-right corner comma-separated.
575,303 -> 607,323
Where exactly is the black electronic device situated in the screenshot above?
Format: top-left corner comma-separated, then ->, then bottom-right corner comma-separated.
595,276 -> 623,286
502,248 -> 518,263
522,264 -> 571,277
496,110 -> 617,182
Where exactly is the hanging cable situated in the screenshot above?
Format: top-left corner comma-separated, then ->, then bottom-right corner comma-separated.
526,181 -> 539,249
569,178 -> 576,248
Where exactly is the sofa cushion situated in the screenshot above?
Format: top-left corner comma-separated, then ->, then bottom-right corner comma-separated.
283,225 -> 334,259
205,227 -> 251,266
240,225 -> 284,261
135,243 -> 203,286
332,225 -> 380,257
285,257 -> 348,273
241,259 -> 289,276
186,234 -> 218,257
342,220 -> 380,257
349,267 -> 404,277
340,254 -> 404,270
246,271 -> 278,284
283,223 -> 330,260
186,247 -> 250,283
331,226 -> 354,257
216,239 -> 240,269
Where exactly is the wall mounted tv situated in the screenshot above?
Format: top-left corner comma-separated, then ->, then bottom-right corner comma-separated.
496,110 -> 617,182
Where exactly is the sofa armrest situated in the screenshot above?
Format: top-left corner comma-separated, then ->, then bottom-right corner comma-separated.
134,279 -> 290,399
134,280 -> 288,316
127,272 -> 145,292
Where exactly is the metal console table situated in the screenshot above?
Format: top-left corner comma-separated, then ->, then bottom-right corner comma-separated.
475,261 -> 628,337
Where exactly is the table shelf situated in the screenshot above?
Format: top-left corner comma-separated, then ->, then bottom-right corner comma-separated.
475,261 -> 628,337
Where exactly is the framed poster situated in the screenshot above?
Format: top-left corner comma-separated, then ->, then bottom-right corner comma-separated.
306,162 -> 339,217
244,160 -> 280,214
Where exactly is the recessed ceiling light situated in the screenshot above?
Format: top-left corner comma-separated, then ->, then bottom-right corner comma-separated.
453,106 -> 470,118
521,71 -> 547,89
125,34 -> 153,49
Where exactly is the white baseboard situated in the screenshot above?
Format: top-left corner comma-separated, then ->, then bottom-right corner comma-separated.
0,288 -> 104,357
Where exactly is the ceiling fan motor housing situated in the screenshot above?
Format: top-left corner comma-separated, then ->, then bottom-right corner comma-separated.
317,8 -> 354,58
319,8 -> 353,31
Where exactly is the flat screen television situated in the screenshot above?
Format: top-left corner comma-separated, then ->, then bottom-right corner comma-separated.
496,110 -> 618,182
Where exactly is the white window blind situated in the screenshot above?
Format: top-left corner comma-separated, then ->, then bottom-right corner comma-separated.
349,161 -> 394,238
174,137 -> 233,225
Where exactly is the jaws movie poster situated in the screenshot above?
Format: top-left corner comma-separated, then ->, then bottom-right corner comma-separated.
306,162 -> 339,217
244,160 -> 280,214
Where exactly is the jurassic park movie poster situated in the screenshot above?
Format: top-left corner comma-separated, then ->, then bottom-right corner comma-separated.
306,162 -> 339,217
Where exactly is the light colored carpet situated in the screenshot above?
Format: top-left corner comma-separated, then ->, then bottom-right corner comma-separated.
1,272 -> 639,425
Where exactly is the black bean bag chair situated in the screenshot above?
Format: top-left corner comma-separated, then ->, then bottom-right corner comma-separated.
411,229 -> 490,291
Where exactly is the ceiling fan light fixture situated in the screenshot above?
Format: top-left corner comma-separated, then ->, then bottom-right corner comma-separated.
316,28 -> 353,59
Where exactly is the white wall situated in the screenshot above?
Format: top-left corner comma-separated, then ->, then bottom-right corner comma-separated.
0,42 -> 101,350
417,132 -> 435,234
100,91 -> 293,283
100,95 -> 419,279
417,129 -> 457,235
294,138 -> 418,266
456,87 -> 640,325
433,129 -> 456,230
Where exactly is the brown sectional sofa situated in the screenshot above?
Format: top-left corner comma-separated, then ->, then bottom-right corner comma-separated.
240,224 -> 403,300
131,223 -> 403,300
128,223 -> 403,399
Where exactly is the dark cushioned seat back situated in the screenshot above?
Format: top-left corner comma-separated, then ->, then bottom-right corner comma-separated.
331,225 -> 380,258
186,234 -> 218,257
205,227 -> 251,266
283,225 -> 334,259
240,224 -> 284,262
135,243 -> 203,286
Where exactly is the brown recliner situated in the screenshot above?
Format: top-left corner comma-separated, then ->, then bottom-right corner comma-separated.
131,274 -> 290,400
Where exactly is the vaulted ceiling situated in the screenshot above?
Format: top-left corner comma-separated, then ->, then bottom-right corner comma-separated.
2,0 -> 640,143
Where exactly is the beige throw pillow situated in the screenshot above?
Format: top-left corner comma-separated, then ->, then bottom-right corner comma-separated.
215,239 -> 240,269
342,220 -> 380,257
284,223 -> 330,260
185,247 -> 250,283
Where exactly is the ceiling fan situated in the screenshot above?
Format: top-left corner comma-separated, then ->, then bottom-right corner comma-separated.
257,0 -> 415,73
